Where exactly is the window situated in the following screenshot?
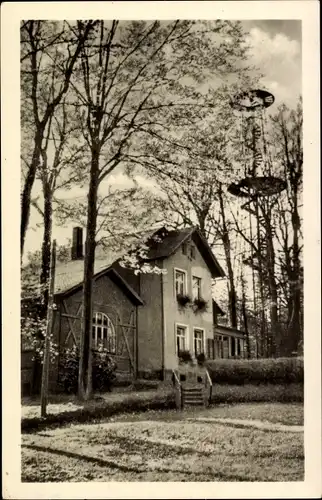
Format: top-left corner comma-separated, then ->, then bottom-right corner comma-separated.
192,276 -> 201,300
175,269 -> 186,296
194,328 -> 204,356
176,324 -> 187,354
190,245 -> 196,259
223,336 -> 229,358
182,243 -> 187,255
207,338 -> 215,360
92,312 -> 116,353
215,335 -> 224,358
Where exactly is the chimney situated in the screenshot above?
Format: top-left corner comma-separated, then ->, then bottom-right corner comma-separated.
71,227 -> 83,260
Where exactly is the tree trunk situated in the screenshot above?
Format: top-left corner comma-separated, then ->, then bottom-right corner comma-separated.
218,185 -> 237,328
224,235 -> 238,328
40,184 -> 53,310
242,294 -> 251,359
21,130 -> 43,257
78,149 -> 99,401
288,183 -> 302,354
264,212 -> 279,357
254,198 -> 267,357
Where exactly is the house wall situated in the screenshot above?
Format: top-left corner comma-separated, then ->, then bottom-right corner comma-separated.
114,260 -> 163,377
162,237 -> 214,374
136,262 -> 163,377
49,273 -> 138,391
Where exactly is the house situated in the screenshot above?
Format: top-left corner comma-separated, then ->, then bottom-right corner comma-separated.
23,225 -> 247,392
213,302 -> 247,359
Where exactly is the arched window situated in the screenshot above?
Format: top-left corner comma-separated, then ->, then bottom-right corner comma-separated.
92,312 -> 116,354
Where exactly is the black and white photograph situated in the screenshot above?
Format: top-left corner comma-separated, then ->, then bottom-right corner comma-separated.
2,1 -> 320,498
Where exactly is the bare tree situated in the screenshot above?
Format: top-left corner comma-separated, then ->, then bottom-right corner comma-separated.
271,99 -> 303,355
68,20 -> 252,398
20,20 -> 96,257
28,99 -> 88,307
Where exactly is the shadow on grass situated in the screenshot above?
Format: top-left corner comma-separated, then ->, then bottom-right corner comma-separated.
21,443 -> 251,482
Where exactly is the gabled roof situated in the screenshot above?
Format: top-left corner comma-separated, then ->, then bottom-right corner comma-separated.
54,249 -> 121,295
57,265 -> 144,305
23,225 -> 225,297
212,299 -> 226,316
145,226 -> 225,278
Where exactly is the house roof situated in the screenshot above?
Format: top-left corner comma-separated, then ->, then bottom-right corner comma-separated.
214,324 -> 246,337
145,226 -> 225,278
56,264 -> 144,305
212,299 -> 226,316
23,225 -> 225,297
54,249 -> 121,295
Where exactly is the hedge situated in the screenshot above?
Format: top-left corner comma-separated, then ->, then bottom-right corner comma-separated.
21,388 -> 175,433
211,383 -> 303,404
206,357 -> 303,385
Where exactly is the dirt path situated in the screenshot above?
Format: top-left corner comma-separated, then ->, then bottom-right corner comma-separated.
187,417 -> 304,433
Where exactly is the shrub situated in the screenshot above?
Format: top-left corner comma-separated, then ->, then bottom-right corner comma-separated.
196,352 -> 206,365
193,297 -> 208,312
58,346 -> 117,394
178,350 -> 193,363
57,346 -> 79,394
211,383 -> 303,403
92,347 -> 117,393
22,388 -> 175,432
206,357 -> 303,385
176,294 -> 191,307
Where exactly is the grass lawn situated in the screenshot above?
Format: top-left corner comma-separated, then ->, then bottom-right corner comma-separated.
21,402 -> 304,482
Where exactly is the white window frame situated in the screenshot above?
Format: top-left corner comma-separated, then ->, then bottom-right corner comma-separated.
175,322 -> 189,354
193,327 -> 206,357
92,312 -> 116,353
191,275 -> 202,301
174,267 -> 188,297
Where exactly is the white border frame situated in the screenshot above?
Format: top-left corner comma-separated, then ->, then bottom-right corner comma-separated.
1,3 -> 320,499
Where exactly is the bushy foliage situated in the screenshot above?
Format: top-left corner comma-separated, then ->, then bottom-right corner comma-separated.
196,352 -> 206,365
92,347 -> 117,393
193,297 -> 208,313
176,294 -> 191,307
211,383 -> 303,404
22,388 -> 175,432
206,357 -> 303,385
58,345 -> 117,394
178,350 -> 193,363
21,298 -> 59,364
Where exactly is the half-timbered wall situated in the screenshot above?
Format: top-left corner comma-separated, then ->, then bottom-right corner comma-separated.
50,273 -> 138,391
114,261 -> 164,378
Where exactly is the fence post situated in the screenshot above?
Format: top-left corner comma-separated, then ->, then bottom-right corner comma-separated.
40,239 -> 57,417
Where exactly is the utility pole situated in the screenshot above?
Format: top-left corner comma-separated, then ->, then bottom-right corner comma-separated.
40,239 -> 56,417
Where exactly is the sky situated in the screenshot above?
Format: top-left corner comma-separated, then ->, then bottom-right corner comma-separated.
23,20 -> 302,259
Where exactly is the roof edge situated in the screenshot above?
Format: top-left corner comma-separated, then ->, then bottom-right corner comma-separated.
55,264 -> 144,305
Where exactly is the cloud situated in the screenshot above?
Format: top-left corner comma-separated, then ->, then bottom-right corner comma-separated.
246,27 -> 302,106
